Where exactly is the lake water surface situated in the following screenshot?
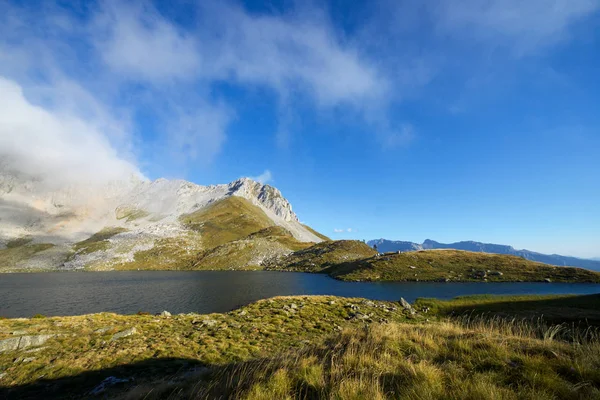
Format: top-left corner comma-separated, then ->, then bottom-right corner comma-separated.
1,271 -> 600,318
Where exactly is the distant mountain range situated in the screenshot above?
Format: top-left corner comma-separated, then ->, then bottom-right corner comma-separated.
367,239 -> 600,271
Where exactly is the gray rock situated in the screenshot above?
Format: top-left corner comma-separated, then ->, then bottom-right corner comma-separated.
95,327 -> 111,334
238,310 -> 247,316
544,278 -> 552,283
328,300 -> 336,305
409,266 -> 416,269
25,346 -> 47,353
160,311 -> 172,318
0,335 -> 55,353
110,327 -> 137,341
399,298 -> 416,315
0,372 -> 6,380
363,301 -> 375,307
0,337 -> 21,352
290,303 -> 298,310
201,319 -> 218,327
19,335 -> 55,349
12,330 -> 27,335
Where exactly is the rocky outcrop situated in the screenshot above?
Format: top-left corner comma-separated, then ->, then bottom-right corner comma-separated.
0,334 -> 55,352
228,178 -> 298,222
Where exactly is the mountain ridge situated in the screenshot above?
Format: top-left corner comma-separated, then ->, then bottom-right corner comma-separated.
0,172 -> 325,272
368,238 -> 600,271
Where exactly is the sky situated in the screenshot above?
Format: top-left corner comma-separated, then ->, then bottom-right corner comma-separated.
0,0 -> 599,258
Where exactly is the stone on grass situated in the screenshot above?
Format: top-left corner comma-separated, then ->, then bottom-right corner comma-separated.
0,335 -> 55,353
399,298 -> 416,315
160,311 -> 172,318
110,328 -> 138,341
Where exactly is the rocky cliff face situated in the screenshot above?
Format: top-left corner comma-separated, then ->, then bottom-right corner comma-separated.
228,178 -> 298,222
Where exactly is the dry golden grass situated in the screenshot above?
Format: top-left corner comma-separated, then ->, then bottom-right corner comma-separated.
134,317 -> 600,400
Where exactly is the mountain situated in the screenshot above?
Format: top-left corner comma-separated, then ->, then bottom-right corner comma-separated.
0,171 -> 325,272
367,239 -> 600,271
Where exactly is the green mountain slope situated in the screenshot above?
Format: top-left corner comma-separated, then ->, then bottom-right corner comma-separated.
328,249 -> 600,282
270,244 -> 600,283
265,240 -> 377,272
90,197 -> 323,271
181,196 -> 276,249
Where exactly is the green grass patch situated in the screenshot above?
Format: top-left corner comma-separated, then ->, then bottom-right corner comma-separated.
115,206 -> 150,222
0,242 -> 55,271
415,293 -> 600,326
266,240 -> 377,272
309,249 -> 600,283
181,197 -> 275,250
6,237 -> 33,248
72,227 -> 128,255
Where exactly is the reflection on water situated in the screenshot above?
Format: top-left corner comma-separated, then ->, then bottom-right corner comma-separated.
1,271 -> 599,318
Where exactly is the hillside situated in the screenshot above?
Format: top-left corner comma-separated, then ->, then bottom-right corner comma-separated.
0,175 -> 326,272
273,244 -> 600,283
368,238 -> 600,271
2,294 -> 600,399
265,240 -> 377,272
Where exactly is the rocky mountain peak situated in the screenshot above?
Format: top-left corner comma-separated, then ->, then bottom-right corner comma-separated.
227,178 -> 298,222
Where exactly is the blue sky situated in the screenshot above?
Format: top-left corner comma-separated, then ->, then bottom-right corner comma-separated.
0,0 -> 599,258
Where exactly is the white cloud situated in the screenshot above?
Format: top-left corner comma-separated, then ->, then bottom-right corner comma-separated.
433,0 -> 600,55
93,2 -> 201,82
249,170 -> 273,185
194,1 -> 387,108
334,228 -> 355,233
0,77 -> 141,188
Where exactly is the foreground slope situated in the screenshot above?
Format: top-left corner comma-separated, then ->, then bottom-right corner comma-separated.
0,176 -> 325,272
1,295 -> 600,399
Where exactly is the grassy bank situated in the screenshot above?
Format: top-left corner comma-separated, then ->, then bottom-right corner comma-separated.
2,294 -> 600,399
415,293 -> 600,326
0,296 -> 410,398
271,244 -> 600,283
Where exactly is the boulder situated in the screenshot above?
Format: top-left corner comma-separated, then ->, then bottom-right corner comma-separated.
160,311 -> 172,318
399,298 -> 416,315
110,328 -> 138,341
0,337 -> 21,352
18,335 -> 55,350
0,335 -> 55,352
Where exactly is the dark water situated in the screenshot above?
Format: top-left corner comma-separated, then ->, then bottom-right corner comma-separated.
1,271 -> 599,318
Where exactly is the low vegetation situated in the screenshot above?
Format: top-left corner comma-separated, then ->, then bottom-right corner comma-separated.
416,293 -> 600,327
2,294 -> 600,399
0,296 -> 409,398
72,227 -> 128,255
0,242 -> 56,271
272,246 -> 600,283
115,206 -> 149,223
266,240 -> 377,272
181,197 -> 275,250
